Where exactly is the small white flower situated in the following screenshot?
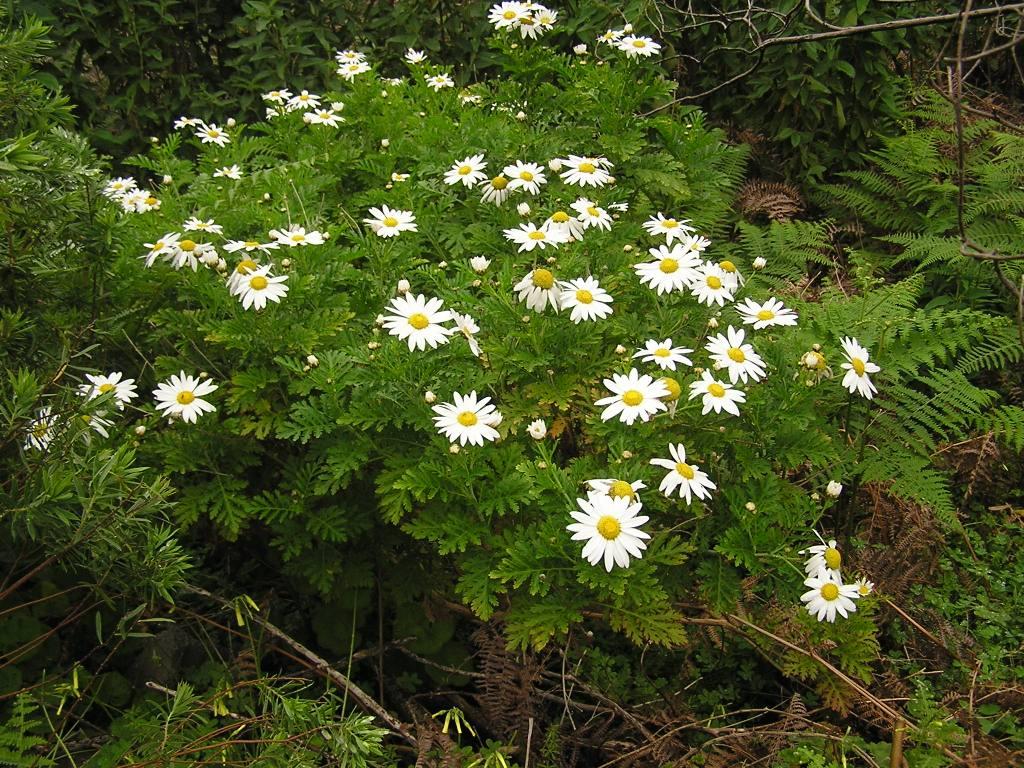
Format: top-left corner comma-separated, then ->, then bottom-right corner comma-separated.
287,90 -> 321,111
617,35 -> 661,58
855,578 -> 875,597
571,198 -> 612,231
451,312 -> 482,356
800,536 -> 843,580
183,217 -> 223,234
153,372 -> 218,424
567,494 -> 650,572
262,89 -> 293,104
586,478 -> 646,505
470,256 -> 491,273
233,264 -> 289,310
479,174 -> 512,206
78,372 -> 138,410
826,480 -> 843,498
363,206 -> 417,238
687,370 -> 745,417
503,222 -> 568,252
594,368 -> 669,425
840,337 -> 880,399
801,575 -> 860,622
426,73 -> 455,90
432,391 -> 502,446
690,263 -> 735,307
573,43 -> 588,55
650,443 -> 716,504
504,161 -> 547,195
173,116 -> 202,130
527,419 -> 547,439
752,256 -> 767,269
336,61 -> 371,81
141,232 -> 181,268
735,297 -> 799,329
24,406 -> 59,451
513,268 -> 561,313
642,213 -> 694,245
558,155 -> 613,187
269,226 -> 325,247
633,244 -> 702,295
196,123 -> 230,146
405,48 -> 427,64
383,294 -> 456,351
558,277 -> 613,323
633,339 -> 693,371
705,326 -> 767,385
306,108 -> 344,127
444,154 -> 488,188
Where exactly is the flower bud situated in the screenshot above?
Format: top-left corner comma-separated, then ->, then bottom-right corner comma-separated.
826,480 -> 843,498
306,354 -> 319,367
517,202 -> 531,216
226,117 -> 237,127
573,43 -> 587,55
134,425 -> 146,436
397,279 -> 410,294
753,256 -> 767,269
381,138 -> 390,147
425,391 -> 437,403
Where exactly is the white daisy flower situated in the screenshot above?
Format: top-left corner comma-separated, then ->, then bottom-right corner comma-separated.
558,155 -> 613,187
24,406 -> 59,451
567,494 -> 650,572
102,177 -> 137,199
196,123 -> 230,146
633,338 -> 693,371
503,222 -> 567,252
444,154 -> 488,188
527,418 -> 547,439
544,210 -> 586,241
597,28 -> 624,44
617,35 -> 661,58
226,257 -> 262,293
717,259 -> 744,290
234,264 -> 289,311
688,370 -> 745,416
78,372 -> 138,410
800,575 -> 861,622
141,232 -> 181,268
840,337 -> 880,399
305,108 -> 344,126
586,478 -> 646,504
79,411 -> 113,441
690,263 -> 735,307
735,297 -> 799,329
269,226 -> 325,247
479,174 -> 511,206
383,294 -> 456,351
504,161 -> 547,195
570,198 -> 612,231
336,61 -> 371,81
224,239 -> 279,255
594,368 -> 669,425
173,116 -> 202,130
679,233 -> 712,254
363,206 -> 418,238
531,6 -> 557,33
642,213 -> 695,245
182,218 -> 223,234
287,90 -> 321,111
649,443 -> 716,504
261,89 -> 293,104
426,73 -> 455,90
451,312 -> 482,356
405,48 -> 427,64
801,536 -> 844,580
854,578 -> 875,597
153,372 -> 218,424
513,268 -> 561,313
633,244 -> 702,295
432,391 -> 501,446
488,1 -> 530,29
391,172 -> 410,183
558,277 -> 613,323
334,49 -> 366,64
705,326 -> 767,384
170,239 -> 216,271
121,190 -> 161,213
213,165 -> 242,179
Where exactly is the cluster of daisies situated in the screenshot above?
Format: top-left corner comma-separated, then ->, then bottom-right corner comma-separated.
101,176 -> 161,213
595,24 -> 663,59
23,370 -> 220,451
798,535 -> 875,622
138,218 -> 316,310
487,2 -> 558,39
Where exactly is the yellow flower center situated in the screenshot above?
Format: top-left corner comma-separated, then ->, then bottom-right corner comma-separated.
490,175 -> 508,190
575,289 -> 593,304
608,480 -> 635,501
820,583 -> 840,601
805,351 -> 826,370
587,206 -> 600,217
659,258 -> 678,273
654,348 -> 670,357
708,383 -> 726,398
382,217 -> 399,228
503,9 -> 516,18
458,165 -> 472,175
244,241 -> 260,248
207,129 -> 220,137
621,390 -> 644,406
824,547 -> 842,570
98,383 -> 115,394
249,275 -> 268,290
236,259 -> 258,274
32,422 -> 48,438
176,390 -> 195,405
551,211 -> 570,223
757,309 -> 775,321
706,275 -> 722,289
719,260 -> 736,273
851,358 -> 866,376
528,230 -> 546,241
660,377 -> 681,401
457,411 -> 478,427
520,171 -> 534,181
291,234 -> 305,242
633,40 -> 647,48
179,239 -> 196,252
596,515 -> 621,540
299,94 -> 309,101
532,268 -> 554,288
662,218 -> 677,228
858,583 -> 872,596
675,462 -> 695,479
408,313 -> 429,330
81,414 -> 91,424
145,196 -> 158,205
578,162 -> 595,173
727,347 -> 746,363
153,241 -> 165,250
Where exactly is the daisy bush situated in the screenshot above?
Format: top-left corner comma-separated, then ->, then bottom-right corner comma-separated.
16,6 -> 1024,753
